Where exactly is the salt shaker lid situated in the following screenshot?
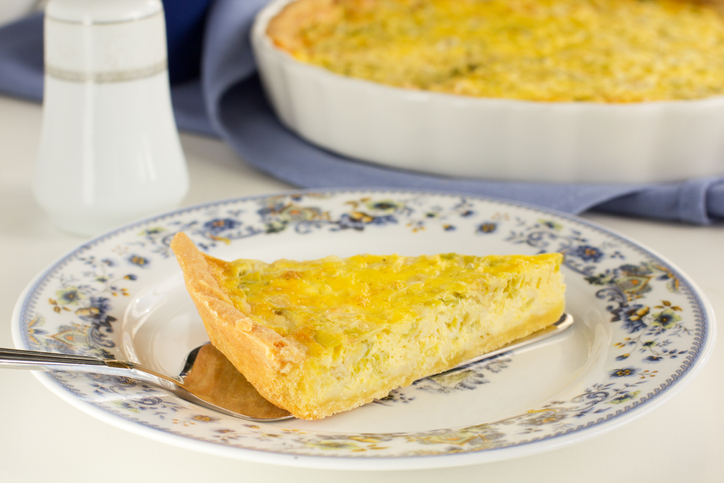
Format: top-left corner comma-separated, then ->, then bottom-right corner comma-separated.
46,0 -> 162,24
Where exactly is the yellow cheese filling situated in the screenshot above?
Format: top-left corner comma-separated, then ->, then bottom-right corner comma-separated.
270,0 -> 724,102
219,252 -> 561,358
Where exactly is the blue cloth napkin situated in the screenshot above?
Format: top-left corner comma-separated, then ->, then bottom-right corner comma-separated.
2,1 -> 723,225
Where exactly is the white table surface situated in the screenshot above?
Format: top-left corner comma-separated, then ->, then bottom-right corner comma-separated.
0,94 -> 722,482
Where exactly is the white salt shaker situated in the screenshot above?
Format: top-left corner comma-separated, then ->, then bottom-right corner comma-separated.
34,0 -> 189,236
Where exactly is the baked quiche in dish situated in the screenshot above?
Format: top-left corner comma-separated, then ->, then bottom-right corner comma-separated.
171,232 -> 566,420
252,0 -> 724,183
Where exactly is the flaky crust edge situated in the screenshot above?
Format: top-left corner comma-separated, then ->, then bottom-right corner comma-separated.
266,0 -> 345,53
170,232 -> 307,416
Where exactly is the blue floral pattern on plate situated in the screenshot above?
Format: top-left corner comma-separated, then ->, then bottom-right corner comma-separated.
12,190 -> 714,469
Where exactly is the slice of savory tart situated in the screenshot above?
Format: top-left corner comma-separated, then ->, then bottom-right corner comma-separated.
171,232 -> 565,420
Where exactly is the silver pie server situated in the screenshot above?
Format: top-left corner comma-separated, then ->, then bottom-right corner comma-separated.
0,313 -> 573,422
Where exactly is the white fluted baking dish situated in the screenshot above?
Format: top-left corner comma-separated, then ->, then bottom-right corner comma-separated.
250,0 -> 724,183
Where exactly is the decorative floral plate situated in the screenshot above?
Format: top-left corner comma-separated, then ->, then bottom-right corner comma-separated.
12,190 -> 715,470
